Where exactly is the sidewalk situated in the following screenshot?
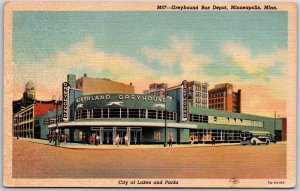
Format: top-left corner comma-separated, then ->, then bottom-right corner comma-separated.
15,137 -> 285,150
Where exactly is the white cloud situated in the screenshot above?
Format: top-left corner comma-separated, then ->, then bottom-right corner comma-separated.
141,35 -> 213,84
13,37 -> 155,100
221,41 -> 287,74
13,37 -> 288,118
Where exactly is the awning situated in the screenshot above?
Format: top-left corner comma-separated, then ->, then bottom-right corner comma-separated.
48,121 -> 197,129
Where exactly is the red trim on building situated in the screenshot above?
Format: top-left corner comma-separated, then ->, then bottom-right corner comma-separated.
34,103 -> 56,117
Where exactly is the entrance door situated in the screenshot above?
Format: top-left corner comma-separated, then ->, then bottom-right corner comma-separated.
177,129 -> 180,144
116,129 -> 127,145
103,130 -> 113,144
130,128 -> 142,144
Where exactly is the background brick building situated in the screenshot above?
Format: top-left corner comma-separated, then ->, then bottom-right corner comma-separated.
208,83 -> 241,113
13,102 -> 59,139
75,74 -> 134,95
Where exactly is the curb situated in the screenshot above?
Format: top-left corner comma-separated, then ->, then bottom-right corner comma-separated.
15,138 -> 286,150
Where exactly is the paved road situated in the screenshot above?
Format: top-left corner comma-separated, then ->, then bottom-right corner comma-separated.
12,140 -> 286,179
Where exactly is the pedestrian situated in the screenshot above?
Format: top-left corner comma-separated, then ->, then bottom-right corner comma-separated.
212,136 -> 216,145
96,134 -> 100,146
82,134 -> 86,144
64,134 -> 67,143
124,134 -> 129,147
47,134 -> 51,143
91,135 -> 95,145
190,136 -> 194,144
61,134 -> 65,144
57,133 -> 61,145
168,131 -> 173,147
115,134 -> 120,147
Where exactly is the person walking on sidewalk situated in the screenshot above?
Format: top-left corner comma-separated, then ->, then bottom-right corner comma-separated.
115,134 -> 120,147
124,134 -> 129,147
212,136 -> 216,145
96,134 -> 100,146
168,131 -> 173,147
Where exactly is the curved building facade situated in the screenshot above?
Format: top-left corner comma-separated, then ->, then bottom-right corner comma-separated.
46,84 -> 283,145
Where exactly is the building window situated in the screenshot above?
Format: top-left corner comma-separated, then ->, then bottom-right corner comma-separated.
154,131 -> 160,141
140,109 -> 146,118
202,116 -> 208,123
93,109 -> 102,118
110,108 -> 120,118
76,110 -> 82,119
128,109 -> 139,118
74,107 -> 176,121
157,110 -> 163,119
167,111 -> 174,120
81,110 -> 87,118
121,109 -> 128,118
103,109 -> 109,118
148,110 -> 157,119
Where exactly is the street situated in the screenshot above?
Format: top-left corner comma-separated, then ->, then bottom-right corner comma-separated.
12,140 -> 286,179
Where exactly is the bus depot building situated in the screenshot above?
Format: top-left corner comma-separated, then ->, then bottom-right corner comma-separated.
44,81 -> 284,145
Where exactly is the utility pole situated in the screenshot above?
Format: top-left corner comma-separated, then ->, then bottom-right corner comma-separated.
274,111 -> 276,141
164,89 -> 167,147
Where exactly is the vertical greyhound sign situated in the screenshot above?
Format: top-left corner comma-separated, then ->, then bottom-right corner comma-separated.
182,80 -> 188,121
62,82 -> 71,121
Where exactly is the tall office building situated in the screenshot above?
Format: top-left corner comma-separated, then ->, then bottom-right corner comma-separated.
208,83 -> 241,113
187,81 -> 209,108
143,83 -> 168,96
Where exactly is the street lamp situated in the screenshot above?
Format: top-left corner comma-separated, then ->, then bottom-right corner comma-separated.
164,89 -> 172,147
164,89 -> 167,147
53,96 -> 61,146
274,111 -> 276,141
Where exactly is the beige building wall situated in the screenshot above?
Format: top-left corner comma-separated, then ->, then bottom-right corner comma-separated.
76,77 -> 134,95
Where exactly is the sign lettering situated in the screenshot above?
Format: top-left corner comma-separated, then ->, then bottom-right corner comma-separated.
62,82 -> 70,121
76,94 -> 166,103
182,80 -> 189,121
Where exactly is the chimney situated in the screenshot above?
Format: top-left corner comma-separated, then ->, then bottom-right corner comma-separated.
84,73 -> 87,77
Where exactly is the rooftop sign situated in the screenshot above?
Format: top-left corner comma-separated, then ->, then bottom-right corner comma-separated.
76,94 -> 166,103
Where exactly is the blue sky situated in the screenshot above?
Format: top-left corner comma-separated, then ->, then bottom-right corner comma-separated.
12,11 -> 288,116
13,11 -> 287,62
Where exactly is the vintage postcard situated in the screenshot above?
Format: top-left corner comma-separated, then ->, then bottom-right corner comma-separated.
3,1 -> 297,188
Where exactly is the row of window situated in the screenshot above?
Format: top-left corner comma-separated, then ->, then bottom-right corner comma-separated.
189,114 -> 209,123
233,100 -> 240,104
209,116 -> 263,127
193,98 -> 208,104
190,129 -> 243,141
14,122 -> 34,133
209,105 -> 225,109
194,86 -> 208,92
75,108 -> 177,121
195,92 -> 208,98
13,108 -> 34,124
44,115 -> 63,125
188,114 -> 263,127
193,104 -> 208,108
209,99 -> 224,104
209,92 -> 224,98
